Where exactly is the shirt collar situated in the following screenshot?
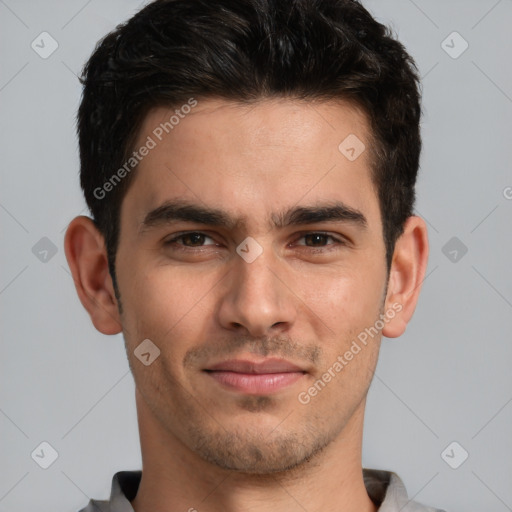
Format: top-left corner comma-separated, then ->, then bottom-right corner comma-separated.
87,468 -> 438,512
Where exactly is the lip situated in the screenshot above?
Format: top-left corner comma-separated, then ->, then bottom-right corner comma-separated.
204,358 -> 307,394
205,358 -> 305,374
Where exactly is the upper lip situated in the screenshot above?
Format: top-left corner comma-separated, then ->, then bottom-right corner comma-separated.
205,358 -> 305,374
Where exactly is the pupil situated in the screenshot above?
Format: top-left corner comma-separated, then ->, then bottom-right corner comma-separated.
308,234 -> 326,246
187,233 -> 203,245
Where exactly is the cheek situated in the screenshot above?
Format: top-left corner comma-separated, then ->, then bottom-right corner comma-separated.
120,267 -> 212,393
298,270 -> 384,401
121,263 -> 217,350
296,262 -> 385,335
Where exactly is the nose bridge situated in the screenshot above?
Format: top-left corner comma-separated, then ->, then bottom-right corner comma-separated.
237,245 -> 279,300
217,240 -> 296,335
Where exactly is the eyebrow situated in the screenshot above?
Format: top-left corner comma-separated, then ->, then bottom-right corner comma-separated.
139,198 -> 368,234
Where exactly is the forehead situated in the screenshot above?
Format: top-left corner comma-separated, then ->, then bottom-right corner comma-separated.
121,98 -> 381,234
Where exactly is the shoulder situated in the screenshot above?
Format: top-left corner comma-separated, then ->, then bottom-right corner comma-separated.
77,499 -> 110,512
363,468 -> 447,512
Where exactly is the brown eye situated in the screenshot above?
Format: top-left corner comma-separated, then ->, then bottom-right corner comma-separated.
303,233 -> 332,247
295,232 -> 345,248
164,232 -> 216,247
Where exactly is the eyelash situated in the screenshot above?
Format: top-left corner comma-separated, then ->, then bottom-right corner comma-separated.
163,231 -> 347,253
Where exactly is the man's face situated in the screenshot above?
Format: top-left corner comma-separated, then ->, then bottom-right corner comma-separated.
115,98 -> 389,473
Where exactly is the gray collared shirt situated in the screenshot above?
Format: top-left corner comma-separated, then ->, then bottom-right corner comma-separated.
78,469 -> 446,512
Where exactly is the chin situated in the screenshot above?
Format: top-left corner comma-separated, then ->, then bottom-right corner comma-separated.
189,425 -> 331,475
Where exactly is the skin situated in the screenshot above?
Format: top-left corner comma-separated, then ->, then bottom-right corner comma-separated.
65,98 -> 429,512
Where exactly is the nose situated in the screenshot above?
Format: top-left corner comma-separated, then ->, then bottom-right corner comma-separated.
217,245 -> 297,338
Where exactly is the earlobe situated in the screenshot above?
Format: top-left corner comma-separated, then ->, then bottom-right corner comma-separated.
382,215 -> 429,339
64,216 -> 123,335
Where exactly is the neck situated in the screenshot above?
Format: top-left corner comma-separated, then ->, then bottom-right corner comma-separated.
131,389 -> 377,512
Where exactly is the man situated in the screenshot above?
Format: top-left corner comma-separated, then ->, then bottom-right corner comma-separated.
64,0 -> 443,510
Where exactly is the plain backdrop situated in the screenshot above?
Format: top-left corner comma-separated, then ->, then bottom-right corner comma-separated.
1,1 -> 511,511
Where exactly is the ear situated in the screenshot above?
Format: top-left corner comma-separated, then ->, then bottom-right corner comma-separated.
382,215 -> 429,338
64,215 -> 123,335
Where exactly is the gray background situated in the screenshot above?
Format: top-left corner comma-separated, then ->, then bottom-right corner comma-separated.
1,1 -> 511,511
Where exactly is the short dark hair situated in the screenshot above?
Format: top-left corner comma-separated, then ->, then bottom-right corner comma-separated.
77,0 -> 422,297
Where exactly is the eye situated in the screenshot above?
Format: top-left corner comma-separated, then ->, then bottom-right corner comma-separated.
164,232 -> 217,248
294,232 -> 345,249
162,231 -> 347,254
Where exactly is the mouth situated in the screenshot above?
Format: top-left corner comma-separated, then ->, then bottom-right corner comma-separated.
203,358 -> 307,394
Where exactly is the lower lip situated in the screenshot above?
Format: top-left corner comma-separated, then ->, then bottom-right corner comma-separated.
205,371 -> 305,394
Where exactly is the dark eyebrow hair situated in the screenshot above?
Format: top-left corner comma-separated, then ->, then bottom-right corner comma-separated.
139,198 -> 367,234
